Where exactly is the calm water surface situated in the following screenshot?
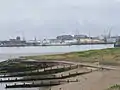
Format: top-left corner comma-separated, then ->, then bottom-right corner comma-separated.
0,44 -> 114,90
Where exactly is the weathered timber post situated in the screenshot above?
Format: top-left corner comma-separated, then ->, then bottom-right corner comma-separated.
43,68 -> 45,72
76,79 -> 78,82
41,81 -> 43,85
37,69 -> 39,72
67,79 -> 69,83
61,74 -> 63,78
6,84 -> 7,87
49,87 -> 51,90
15,78 -> 17,80
32,82 -> 34,85
69,72 -> 71,76
59,88 -> 62,90
77,64 -> 79,68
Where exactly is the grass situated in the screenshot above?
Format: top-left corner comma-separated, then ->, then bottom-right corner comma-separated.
24,47 -> 120,65
107,84 -> 120,90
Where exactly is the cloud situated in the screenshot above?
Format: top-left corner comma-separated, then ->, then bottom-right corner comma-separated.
0,0 -> 120,39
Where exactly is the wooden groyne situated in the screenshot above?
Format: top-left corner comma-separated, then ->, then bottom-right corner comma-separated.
5,80 -> 79,88
6,82 -> 60,88
0,70 -> 91,83
0,65 -> 78,78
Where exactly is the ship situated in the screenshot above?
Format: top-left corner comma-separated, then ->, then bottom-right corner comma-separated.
114,37 -> 120,47
0,36 -> 40,47
114,42 -> 120,47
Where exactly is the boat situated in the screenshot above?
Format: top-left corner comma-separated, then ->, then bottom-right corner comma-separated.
114,38 -> 120,47
114,42 -> 120,47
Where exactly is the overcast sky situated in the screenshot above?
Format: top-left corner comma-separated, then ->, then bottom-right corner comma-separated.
0,0 -> 120,40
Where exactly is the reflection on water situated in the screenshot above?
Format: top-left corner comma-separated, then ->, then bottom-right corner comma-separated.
0,44 -> 114,90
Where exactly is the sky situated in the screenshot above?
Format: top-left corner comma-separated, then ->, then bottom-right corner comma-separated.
0,0 -> 120,40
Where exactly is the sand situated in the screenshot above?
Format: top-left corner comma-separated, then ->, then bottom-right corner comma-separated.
50,70 -> 120,90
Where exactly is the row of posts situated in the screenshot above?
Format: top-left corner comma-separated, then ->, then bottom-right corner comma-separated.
1,64 -> 79,78
6,78 -> 79,87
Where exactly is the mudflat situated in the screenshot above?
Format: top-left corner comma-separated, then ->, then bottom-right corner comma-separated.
51,70 -> 120,90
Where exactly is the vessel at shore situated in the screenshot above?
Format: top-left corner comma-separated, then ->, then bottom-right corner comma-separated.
114,42 -> 120,47
114,37 -> 120,47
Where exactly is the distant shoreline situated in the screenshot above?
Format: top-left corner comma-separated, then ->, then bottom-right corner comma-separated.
0,44 -> 114,62
0,43 -> 114,47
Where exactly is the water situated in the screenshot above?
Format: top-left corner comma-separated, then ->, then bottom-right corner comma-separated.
0,44 -> 114,90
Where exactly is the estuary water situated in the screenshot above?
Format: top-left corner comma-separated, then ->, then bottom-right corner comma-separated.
0,44 -> 114,62
0,44 -> 114,90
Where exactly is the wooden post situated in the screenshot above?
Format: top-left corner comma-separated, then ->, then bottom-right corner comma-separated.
76,79 -> 78,82
70,65 -> 72,69
59,88 -> 62,90
67,79 -> 69,83
6,84 -> 7,87
77,64 -> 79,68
61,74 -> 63,77
53,75 -> 56,79
63,65 -> 65,68
41,81 -> 43,85
69,72 -> 71,76
50,81 -> 52,85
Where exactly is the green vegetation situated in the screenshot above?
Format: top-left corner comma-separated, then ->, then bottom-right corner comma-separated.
107,84 -> 120,90
24,47 -> 120,65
